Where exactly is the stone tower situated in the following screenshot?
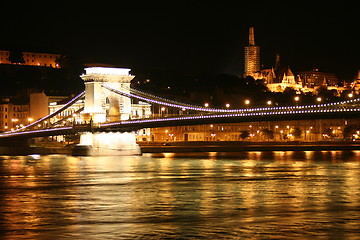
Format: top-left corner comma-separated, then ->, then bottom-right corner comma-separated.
81,67 -> 134,123
244,27 -> 260,77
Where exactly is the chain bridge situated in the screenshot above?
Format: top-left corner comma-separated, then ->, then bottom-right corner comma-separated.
0,67 -> 359,155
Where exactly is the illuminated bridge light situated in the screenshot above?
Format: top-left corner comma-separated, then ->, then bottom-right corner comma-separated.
1,85 -> 359,139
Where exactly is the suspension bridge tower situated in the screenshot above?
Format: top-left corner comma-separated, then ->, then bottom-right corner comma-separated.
75,67 -> 141,156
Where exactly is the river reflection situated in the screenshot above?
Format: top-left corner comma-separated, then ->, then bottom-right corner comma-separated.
0,151 -> 359,239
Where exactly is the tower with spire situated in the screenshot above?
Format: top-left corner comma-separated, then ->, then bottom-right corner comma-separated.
244,27 -> 260,77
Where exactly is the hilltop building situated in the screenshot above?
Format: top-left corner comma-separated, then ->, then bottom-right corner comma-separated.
242,28 -> 347,94
252,54 -> 303,93
297,69 -> 340,89
266,67 -> 303,93
0,50 -> 61,68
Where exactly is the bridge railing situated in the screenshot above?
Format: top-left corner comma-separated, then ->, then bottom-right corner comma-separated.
103,84 -> 360,114
6,91 -> 85,134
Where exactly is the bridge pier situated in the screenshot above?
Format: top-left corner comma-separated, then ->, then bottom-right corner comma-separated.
73,132 -> 141,156
0,138 -> 31,155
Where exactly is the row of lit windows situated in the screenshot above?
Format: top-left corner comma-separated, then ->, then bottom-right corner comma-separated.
13,106 -> 28,112
0,106 -> 28,112
0,112 -> 27,118
24,54 -> 57,59
0,51 -> 58,58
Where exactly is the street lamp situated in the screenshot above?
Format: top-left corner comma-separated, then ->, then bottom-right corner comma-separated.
204,102 -> 209,107
348,93 -> 353,98
316,97 -> 322,103
225,103 -> 230,108
294,96 -> 300,102
266,100 -> 272,106
245,99 -> 250,106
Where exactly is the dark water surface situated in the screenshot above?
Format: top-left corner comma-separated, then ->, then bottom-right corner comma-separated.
0,151 -> 360,239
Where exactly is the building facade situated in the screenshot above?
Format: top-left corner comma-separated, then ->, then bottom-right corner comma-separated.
145,119 -> 360,143
0,50 -> 61,68
0,98 -> 29,132
298,69 -> 340,89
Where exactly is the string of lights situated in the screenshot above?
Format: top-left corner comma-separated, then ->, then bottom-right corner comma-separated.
1,85 -> 359,138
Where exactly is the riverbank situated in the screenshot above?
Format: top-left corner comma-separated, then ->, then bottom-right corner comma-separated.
1,141 -> 359,155
138,141 -> 360,153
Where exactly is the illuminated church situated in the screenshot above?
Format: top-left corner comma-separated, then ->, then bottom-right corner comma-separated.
244,27 -> 344,94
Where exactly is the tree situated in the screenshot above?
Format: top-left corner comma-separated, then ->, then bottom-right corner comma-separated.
261,128 -> 274,141
323,128 -> 334,139
343,125 -> 356,139
292,127 -> 302,139
283,87 -> 297,96
8,50 -> 25,64
240,130 -> 250,140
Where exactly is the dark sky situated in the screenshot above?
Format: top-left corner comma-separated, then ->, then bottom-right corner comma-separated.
2,1 -> 359,79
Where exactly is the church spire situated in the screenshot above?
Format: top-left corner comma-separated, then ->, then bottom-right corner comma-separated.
249,27 -> 255,45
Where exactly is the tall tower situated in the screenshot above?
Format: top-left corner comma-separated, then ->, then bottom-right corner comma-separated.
244,27 -> 260,77
81,67 -> 134,123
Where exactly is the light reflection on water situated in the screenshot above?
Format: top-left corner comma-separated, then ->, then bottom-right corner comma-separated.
0,151 -> 359,239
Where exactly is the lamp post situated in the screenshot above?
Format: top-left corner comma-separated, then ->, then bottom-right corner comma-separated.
245,99 -> 250,108
161,107 -> 166,116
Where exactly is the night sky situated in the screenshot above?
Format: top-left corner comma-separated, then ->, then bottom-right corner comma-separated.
2,1 -> 359,79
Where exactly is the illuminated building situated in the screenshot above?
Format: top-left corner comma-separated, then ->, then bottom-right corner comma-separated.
297,69 -> 340,89
148,119 -> 360,143
265,67 -> 303,93
0,50 -> 61,68
244,27 -> 260,77
0,98 -> 29,132
242,29 -> 348,94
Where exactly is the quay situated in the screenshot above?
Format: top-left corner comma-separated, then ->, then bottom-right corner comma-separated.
139,141 -> 360,153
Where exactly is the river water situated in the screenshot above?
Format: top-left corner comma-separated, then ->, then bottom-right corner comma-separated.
0,151 -> 359,239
